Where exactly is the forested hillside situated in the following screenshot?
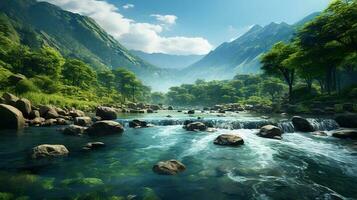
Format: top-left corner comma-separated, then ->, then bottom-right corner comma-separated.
0,0 -> 163,81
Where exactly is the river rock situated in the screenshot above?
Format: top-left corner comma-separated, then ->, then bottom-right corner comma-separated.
0,104 -> 25,130
32,144 -> 69,159
184,122 -> 207,131
42,119 -> 57,127
56,118 -> 69,125
29,110 -> 40,119
214,134 -> 244,146
96,106 -> 117,120
40,105 -> 59,119
63,125 -> 87,136
332,129 -> 357,139
150,105 -> 161,110
292,116 -> 315,132
258,125 -> 282,139
147,109 -> 154,113
69,109 -> 85,118
74,117 -> 92,127
2,93 -> 19,106
15,98 -> 32,117
129,119 -> 148,128
29,117 -> 45,126
82,142 -> 105,150
312,131 -> 328,136
152,160 -> 186,175
168,106 -> 174,110
335,113 -> 357,128
188,110 -> 195,114
55,107 -> 68,116
86,121 -> 124,136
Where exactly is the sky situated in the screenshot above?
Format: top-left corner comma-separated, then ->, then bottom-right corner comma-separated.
41,0 -> 331,55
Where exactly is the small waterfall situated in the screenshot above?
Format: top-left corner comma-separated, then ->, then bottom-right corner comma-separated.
117,117 -> 340,132
307,118 -> 339,131
277,121 -> 295,133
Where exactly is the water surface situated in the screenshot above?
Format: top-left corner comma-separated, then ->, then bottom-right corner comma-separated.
0,111 -> 356,199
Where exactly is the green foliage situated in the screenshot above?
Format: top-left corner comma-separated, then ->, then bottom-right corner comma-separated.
166,75 -> 281,106
15,79 -> 38,94
240,96 -> 272,107
62,59 -> 97,88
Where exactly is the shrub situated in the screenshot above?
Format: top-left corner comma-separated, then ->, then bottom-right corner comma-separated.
31,75 -> 60,94
15,79 -> 38,94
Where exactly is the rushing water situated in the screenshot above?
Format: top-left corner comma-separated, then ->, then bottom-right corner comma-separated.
0,111 -> 356,200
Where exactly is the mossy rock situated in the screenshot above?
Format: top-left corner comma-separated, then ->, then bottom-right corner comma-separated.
61,177 -> 104,187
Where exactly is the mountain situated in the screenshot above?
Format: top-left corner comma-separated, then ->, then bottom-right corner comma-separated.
0,0 -> 163,83
182,13 -> 320,81
131,50 -> 204,69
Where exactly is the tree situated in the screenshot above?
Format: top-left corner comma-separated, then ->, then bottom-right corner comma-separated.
20,46 -> 64,80
98,70 -> 115,89
261,78 -> 285,101
62,59 -> 97,88
261,42 -> 296,102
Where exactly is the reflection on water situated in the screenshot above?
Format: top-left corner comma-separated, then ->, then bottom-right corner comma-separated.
0,112 -> 355,199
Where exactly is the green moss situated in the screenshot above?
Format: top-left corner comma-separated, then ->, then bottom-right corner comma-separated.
41,177 -> 55,190
61,178 -> 104,187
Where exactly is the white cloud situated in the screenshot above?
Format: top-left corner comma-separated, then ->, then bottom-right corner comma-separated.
38,0 -> 212,55
122,3 -> 134,9
150,14 -> 177,25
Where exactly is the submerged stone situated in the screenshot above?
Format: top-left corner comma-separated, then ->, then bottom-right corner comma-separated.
32,144 -> 69,159
152,160 -> 186,175
61,177 -> 104,187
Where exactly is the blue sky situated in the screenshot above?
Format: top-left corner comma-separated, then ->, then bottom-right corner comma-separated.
43,0 -> 331,55
118,0 -> 331,46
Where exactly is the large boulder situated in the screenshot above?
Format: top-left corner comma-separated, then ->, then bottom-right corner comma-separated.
15,98 -> 32,117
2,93 -> 18,106
152,160 -> 186,175
214,134 -> 244,146
332,129 -> 357,139
167,106 -> 174,110
96,106 -> 117,120
292,116 -> 315,132
63,125 -> 87,136
129,119 -> 148,128
335,114 -> 357,128
86,121 -> 124,136
150,105 -> 161,111
257,125 -> 282,140
32,144 -> 69,159
40,105 -> 59,119
0,104 -> 25,130
184,122 -> 207,131
74,117 -> 92,127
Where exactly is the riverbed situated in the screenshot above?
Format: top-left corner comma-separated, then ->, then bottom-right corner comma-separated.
0,111 -> 356,199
